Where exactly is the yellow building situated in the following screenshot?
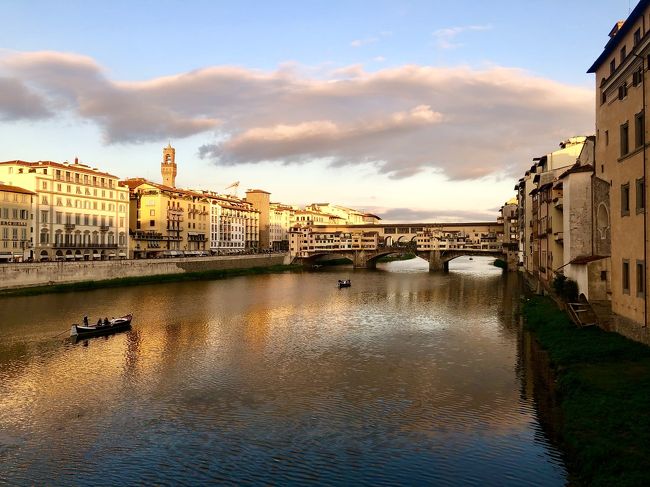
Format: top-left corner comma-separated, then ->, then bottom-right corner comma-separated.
125,146 -> 259,257
0,183 -> 35,262
588,1 -> 650,334
0,159 -> 129,261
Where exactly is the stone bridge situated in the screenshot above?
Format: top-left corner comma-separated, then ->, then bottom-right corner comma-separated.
293,247 -> 505,271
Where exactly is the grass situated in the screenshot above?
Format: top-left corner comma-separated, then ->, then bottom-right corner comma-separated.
523,296 -> 650,486
493,258 -> 507,269
0,264 -> 303,298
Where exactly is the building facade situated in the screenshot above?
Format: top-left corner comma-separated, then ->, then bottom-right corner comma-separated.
0,159 -> 129,261
588,0 -> 650,332
0,183 -> 35,262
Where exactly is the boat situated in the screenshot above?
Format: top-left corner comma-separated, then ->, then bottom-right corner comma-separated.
338,279 -> 351,288
70,314 -> 133,338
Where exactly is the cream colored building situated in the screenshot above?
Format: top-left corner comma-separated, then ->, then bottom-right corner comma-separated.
0,183 -> 35,262
305,203 -> 381,225
125,147 -> 259,257
588,1 -> 650,332
289,226 -> 379,258
0,159 -> 129,261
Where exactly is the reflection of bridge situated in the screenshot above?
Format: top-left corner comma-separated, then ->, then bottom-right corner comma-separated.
294,246 -> 505,271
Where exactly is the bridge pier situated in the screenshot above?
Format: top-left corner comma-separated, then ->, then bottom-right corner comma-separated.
352,250 -> 377,269
427,250 -> 448,272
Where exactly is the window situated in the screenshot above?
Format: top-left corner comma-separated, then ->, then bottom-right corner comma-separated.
621,122 -> 630,156
635,28 -> 641,46
42,181 -> 47,190
150,219 -> 155,227
41,210 -> 48,223
633,67 -> 643,86
637,261 -> 645,297
621,45 -> 627,63
150,209 -> 155,216
618,82 -> 628,99
622,183 -> 630,216
635,111 -> 645,148
610,59 -> 616,75
637,178 -> 645,213
623,260 -> 630,294
605,130 -> 609,146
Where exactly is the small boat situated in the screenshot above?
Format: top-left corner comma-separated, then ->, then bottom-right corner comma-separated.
469,257 -> 473,260
338,279 -> 351,288
70,314 -> 133,338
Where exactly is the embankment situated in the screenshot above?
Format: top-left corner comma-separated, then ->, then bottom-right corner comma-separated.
523,296 -> 650,486
0,254 -> 295,296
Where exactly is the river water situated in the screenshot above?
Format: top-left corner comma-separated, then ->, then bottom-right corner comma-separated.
0,256 -> 567,485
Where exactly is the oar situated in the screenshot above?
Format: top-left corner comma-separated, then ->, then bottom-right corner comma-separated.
52,329 -> 70,338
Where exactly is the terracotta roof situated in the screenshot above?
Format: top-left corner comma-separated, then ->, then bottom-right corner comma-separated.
0,183 -> 36,195
559,163 -> 594,180
570,255 -> 609,265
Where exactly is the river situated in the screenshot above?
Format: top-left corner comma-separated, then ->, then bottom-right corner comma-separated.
0,256 -> 567,485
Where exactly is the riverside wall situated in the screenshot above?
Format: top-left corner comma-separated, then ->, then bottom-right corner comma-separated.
0,254 -> 292,290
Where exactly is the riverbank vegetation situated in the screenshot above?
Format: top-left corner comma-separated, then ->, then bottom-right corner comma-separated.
523,296 -> 650,486
0,264 -> 303,298
492,258 -> 507,269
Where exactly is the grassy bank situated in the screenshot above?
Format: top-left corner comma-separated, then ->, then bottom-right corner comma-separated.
493,258 -> 507,269
0,264 -> 303,298
523,296 -> 650,486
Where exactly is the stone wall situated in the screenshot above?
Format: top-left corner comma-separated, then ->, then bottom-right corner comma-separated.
0,254 -> 291,290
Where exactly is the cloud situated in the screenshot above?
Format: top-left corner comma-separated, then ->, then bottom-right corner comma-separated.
0,50 -> 593,180
0,77 -> 51,120
433,24 -> 492,49
350,37 -> 379,48
370,207 -> 498,223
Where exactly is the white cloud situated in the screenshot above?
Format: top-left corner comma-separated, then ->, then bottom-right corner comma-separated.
350,37 -> 379,48
433,24 -> 492,49
0,51 -> 593,180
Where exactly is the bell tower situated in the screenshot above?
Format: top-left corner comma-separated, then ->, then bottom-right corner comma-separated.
161,143 -> 177,187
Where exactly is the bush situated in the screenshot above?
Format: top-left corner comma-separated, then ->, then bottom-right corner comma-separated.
552,273 -> 579,302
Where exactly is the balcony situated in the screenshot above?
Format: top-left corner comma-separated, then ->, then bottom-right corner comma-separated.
64,223 -> 75,230
100,225 -> 109,232
553,197 -> 563,210
554,232 -> 564,242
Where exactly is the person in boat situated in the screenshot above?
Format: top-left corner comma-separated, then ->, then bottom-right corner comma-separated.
83,316 -> 89,326
103,317 -> 109,326
96,318 -> 102,326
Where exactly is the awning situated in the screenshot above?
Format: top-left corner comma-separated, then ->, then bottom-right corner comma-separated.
118,252 -> 127,257
65,254 -> 74,259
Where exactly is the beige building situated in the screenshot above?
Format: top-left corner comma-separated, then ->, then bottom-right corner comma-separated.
0,159 -> 129,261
0,183 -> 35,262
289,226 -> 379,258
305,203 -> 381,225
125,146 -> 259,257
588,1 -> 649,332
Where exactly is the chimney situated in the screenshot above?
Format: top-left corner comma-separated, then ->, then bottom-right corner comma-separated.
74,157 -> 79,164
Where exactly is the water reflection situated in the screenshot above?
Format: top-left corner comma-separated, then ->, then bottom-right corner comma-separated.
0,257 -> 567,485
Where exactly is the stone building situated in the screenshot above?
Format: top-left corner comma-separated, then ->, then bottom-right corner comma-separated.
0,183 -> 35,262
588,0 -> 650,335
125,146 -> 259,257
0,159 -> 129,261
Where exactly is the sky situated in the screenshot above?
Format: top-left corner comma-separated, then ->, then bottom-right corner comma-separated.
0,0 -> 634,222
